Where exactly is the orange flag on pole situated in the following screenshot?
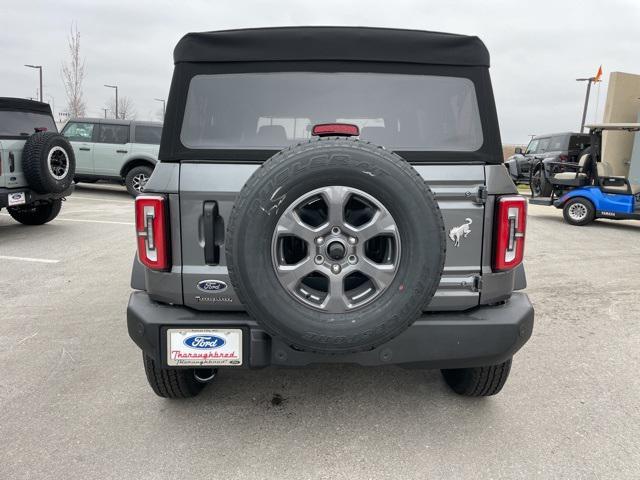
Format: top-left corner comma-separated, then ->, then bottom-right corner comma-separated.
594,65 -> 603,82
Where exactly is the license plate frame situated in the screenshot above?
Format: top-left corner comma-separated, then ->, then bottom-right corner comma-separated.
8,191 -> 26,206
166,328 -> 243,367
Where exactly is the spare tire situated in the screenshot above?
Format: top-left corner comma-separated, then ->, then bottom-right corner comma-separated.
226,138 -> 446,354
22,131 -> 76,194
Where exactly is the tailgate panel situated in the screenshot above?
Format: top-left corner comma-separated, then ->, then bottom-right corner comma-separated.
178,162 -> 486,312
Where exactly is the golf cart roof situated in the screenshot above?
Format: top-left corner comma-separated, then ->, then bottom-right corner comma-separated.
585,123 -> 640,132
173,27 -> 490,67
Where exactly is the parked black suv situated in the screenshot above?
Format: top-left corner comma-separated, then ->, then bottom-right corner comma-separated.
505,132 -> 591,196
127,27 -> 534,399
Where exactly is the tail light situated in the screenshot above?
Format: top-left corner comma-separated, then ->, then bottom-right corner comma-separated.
493,195 -> 527,271
135,195 -> 170,271
558,154 -> 568,162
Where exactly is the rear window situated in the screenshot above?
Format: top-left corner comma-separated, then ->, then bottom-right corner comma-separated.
0,110 -> 56,136
180,72 -> 483,151
134,125 -> 162,144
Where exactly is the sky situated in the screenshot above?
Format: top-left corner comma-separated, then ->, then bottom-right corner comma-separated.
1,0 -> 639,144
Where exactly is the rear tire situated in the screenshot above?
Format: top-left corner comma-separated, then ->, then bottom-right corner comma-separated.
531,167 -> 552,197
563,197 -> 595,226
125,165 -> 153,196
7,199 -> 62,225
142,354 -> 214,399
441,359 -> 512,396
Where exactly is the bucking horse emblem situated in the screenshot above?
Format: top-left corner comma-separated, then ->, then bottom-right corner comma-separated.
448,218 -> 472,247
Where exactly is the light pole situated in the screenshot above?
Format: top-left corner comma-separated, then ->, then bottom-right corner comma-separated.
25,64 -> 43,102
154,98 -> 166,119
104,84 -> 118,119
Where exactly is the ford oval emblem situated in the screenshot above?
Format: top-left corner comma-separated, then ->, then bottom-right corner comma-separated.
183,335 -> 226,349
197,279 -> 227,293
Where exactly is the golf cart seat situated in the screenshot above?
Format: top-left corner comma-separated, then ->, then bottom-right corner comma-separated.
551,153 -> 592,187
596,162 -> 637,194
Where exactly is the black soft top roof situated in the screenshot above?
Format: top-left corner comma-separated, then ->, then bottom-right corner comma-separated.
0,97 -> 53,115
174,27 -> 490,67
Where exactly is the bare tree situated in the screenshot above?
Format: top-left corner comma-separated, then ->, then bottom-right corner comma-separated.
105,96 -> 137,120
61,23 -> 86,117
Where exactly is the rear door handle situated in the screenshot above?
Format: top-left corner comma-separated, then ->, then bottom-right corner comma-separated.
116,149 -> 128,153
203,201 -> 220,265
79,147 -> 90,151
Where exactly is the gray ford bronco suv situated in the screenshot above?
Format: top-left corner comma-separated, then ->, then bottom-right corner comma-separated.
0,98 -> 75,225
127,27 -> 534,399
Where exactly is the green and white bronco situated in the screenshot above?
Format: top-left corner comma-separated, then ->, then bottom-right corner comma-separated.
61,118 -> 162,196
0,98 -> 75,225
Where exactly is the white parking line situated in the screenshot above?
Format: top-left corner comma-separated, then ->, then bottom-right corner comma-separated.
53,217 -> 134,226
69,196 -> 133,205
0,213 -> 134,226
0,255 -> 60,264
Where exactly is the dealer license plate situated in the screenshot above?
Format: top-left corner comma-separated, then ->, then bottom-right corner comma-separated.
8,192 -> 26,206
167,328 -> 242,367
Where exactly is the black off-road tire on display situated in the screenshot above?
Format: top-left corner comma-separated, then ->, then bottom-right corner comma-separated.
441,359 -> 512,396
143,354 -> 216,399
7,199 -> 62,225
226,137 -> 446,354
22,132 -> 76,194
563,197 -> 596,226
125,165 -> 153,196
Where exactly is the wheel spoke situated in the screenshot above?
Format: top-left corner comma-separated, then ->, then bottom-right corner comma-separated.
276,210 -> 319,244
275,257 -> 316,289
319,186 -> 349,226
357,258 -> 397,291
321,275 -> 349,313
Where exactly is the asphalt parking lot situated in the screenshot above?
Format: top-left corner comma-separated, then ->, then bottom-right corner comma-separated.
1,185 -> 639,480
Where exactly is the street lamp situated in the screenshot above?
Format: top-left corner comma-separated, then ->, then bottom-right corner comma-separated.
104,84 -> 119,119
154,98 -> 166,119
24,64 -> 43,102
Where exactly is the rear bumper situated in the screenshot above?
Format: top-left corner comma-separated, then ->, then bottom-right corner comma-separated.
127,291 -> 534,369
0,185 -> 74,209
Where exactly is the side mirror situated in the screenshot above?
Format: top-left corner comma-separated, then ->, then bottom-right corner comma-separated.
514,147 -> 523,155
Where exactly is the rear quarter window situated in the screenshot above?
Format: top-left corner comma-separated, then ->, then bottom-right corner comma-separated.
134,125 -> 162,144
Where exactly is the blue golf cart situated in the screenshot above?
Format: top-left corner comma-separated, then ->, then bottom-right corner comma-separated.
529,123 -> 640,226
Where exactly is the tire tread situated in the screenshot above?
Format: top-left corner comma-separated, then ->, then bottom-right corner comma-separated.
142,354 -> 205,399
442,359 -> 512,397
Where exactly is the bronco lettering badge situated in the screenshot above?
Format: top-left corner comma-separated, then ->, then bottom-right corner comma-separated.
197,279 -> 228,293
